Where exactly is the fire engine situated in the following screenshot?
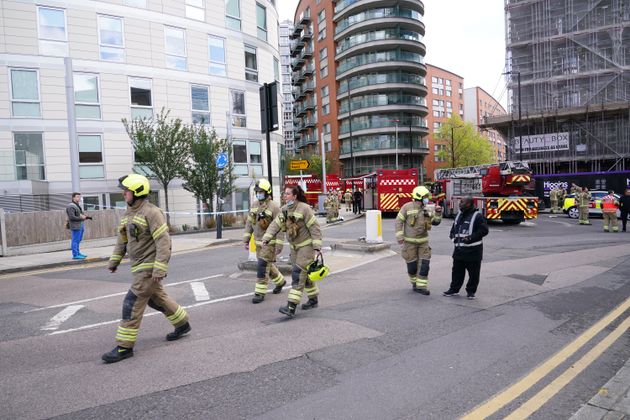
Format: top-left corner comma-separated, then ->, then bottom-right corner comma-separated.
433,161 -> 538,224
343,168 -> 419,213
284,174 -> 341,207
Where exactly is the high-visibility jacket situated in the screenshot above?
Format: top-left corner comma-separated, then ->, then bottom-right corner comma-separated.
108,199 -> 170,277
263,201 -> 322,251
395,200 -> 441,244
601,194 -> 619,213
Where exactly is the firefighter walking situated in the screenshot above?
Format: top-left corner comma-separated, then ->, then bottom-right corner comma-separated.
576,187 -> 592,225
601,190 -> 620,232
263,185 -> 322,318
102,174 -> 190,364
395,186 -> 442,295
344,189 -> 352,211
243,179 -> 286,303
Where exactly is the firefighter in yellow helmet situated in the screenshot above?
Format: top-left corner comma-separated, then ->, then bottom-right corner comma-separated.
102,174 -> 190,363
395,185 -> 442,295
262,185 -> 322,318
243,179 -> 286,303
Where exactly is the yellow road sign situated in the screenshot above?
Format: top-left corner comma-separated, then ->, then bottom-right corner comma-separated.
289,160 -> 310,170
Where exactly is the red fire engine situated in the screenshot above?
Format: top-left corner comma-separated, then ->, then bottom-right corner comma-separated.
343,168 -> 419,213
433,161 -> 538,224
284,174 -> 341,207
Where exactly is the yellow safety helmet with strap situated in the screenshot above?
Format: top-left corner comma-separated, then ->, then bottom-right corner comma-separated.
118,174 -> 150,197
307,252 -> 330,282
412,186 -> 430,201
255,179 -> 272,195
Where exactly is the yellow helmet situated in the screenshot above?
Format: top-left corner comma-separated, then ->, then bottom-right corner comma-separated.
412,186 -> 430,201
307,253 -> 330,282
255,179 -> 272,195
118,174 -> 150,197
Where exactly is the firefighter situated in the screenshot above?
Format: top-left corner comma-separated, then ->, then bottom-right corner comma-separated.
395,186 -> 442,295
263,185 -> 322,318
243,179 -> 286,303
549,187 -> 558,213
576,187 -> 592,225
325,191 -> 338,223
102,174 -> 190,364
557,187 -> 566,210
601,190 -> 620,232
344,189 -> 352,212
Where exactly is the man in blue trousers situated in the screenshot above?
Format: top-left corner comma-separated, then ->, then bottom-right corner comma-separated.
66,192 -> 88,260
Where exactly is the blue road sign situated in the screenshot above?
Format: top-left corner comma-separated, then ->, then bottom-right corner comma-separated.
216,153 -> 228,169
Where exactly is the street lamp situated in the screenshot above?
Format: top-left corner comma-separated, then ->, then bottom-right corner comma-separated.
503,70 -> 522,161
389,119 -> 400,169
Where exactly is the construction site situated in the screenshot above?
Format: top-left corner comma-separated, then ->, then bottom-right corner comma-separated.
483,0 -> 630,175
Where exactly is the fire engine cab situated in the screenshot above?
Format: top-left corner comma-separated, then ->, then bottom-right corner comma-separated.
433,161 -> 538,224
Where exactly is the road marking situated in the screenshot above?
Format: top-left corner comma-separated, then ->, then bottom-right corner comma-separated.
26,274 -> 223,313
505,315 -> 630,419
41,305 -> 84,331
461,295 -> 630,419
191,282 -> 210,301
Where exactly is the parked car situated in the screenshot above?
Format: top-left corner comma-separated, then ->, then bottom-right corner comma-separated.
562,191 -> 622,219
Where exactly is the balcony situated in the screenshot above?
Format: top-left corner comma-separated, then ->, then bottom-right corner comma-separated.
301,47 -> 313,59
293,70 -> 306,84
293,87 -> 305,100
292,23 -> 303,37
292,55 -> 305,70
298,10 -> 311,24
301,28 -> 313,41
303,81 -> 315,93
304,117 -> 317,128
303,99 -> 315,111
290,39 -> 305,56
305,134 -> 318,145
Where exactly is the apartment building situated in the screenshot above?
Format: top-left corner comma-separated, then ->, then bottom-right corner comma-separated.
464,86 -> 507,162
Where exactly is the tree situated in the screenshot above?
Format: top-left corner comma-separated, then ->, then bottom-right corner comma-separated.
436,115 -> 496,167
181,126 -> 235,217
285,153 -> 331,180
123,108 -> 191,225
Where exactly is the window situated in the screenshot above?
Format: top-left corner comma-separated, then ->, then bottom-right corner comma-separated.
14,133 -> 45,180
37,6 -> 67,56
226,0 -> 241,30
233,140 -> 247,175
74,73 -> 101,119
321,85 -> 329,98
233,140 -> 262,176
231,90 -> 246,127
431,76 -> 438,84
318,28 -> 326,41
191,85 -> 210,125
322,103 -> 330,115
244,45 -> 258,82
98,15 -> 124,62
317,9 -> 325,23
320,47 -> 327,59
10,69 -> 41,117
208,36 -> 226,76
164,26 -> 187,70
249,141 -> 262,163
256,3 -> 267,41
446,79 -> 451,86
323,123 -> 331,134
320,58 -> 328,78
129,77 -> 153,119
274,57 -> 280,81
78,134 -> 104,179
433,122 -> 442,130
123,0 -> 146,6
186,0 -> 205,21
434,144 -> 446,162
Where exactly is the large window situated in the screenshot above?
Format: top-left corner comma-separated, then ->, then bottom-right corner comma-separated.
232,140 -> 262,176
230,90 -> 246,127
186,0 -> 205,21
98,15 -> 124,62
74,73 -> 101,119
226,0 -> 241,30
208,35 -> 226,76
244,45 -> 258,82
14,133 -> 45,180
10,69 -> 41,118
78,135 -> 104,179
274,57 -> 280,81
129,77 -> 153,119
164,26 -> 187,70
256,3 -> 267,41
191,85 -> 210,125
37,6 -> 67,56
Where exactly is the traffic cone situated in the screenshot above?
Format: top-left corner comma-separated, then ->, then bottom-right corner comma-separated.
248,236 -> 257,262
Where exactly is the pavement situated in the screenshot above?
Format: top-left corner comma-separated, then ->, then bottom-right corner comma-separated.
570,362 -> 630,419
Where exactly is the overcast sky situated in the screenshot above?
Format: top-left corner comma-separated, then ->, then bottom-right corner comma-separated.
279,0 -> 509,107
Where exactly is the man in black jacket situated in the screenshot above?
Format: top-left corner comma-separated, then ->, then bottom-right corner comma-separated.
620,188 -> 630,232
443,196 -> 489,299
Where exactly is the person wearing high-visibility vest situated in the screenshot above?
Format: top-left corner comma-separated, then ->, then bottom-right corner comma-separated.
395,186 -> 442,295
601,190 -> 620,232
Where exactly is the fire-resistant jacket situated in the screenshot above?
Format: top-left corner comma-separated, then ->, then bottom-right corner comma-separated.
395,200 -> 442,244
263,201 -> 322,251
576,191 -> 592,207
243,198 -> 284,250
108,199 -> 170,278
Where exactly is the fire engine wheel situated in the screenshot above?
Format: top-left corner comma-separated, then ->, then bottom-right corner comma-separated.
567,206 -> 579,219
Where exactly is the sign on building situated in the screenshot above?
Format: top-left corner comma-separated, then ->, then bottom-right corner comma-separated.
516,132 -> 569,153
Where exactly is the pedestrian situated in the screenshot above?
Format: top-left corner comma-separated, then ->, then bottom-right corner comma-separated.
549,187 -> 558,214
66,192 -> 88,260
243,179 -> 286,304
353,188 -> 363,214
395,186 -> 442,295
102,174 -> 191,363
443,196 -> 489,299
576,187 -> 592,225
601,190 -> 620,232
620,188 -> 630,232
263,185 -> 322,318
344,189 -> 352,212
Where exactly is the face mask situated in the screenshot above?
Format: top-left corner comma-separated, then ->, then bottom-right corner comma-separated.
422,198 -> 429,205
286,200 -> 295,206
256,193 -> 266,201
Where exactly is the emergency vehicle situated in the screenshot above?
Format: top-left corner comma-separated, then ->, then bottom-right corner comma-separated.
433,161 -> 538,224
284,174 -> 341,207
343,168 -> 419,213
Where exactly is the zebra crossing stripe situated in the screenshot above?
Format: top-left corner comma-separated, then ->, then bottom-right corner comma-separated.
41,305 -> 84,331
191,282 -> 210,301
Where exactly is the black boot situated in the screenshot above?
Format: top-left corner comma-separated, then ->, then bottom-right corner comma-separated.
414,288 -> 430,295
101,346 -> 134,363
166,322 -> 191,341
279,302 -> 297,318
252,293 -> 265,304
272,280 -> 286,294
302,297 -> 318,310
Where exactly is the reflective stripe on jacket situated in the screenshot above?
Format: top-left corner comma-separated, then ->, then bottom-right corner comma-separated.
602,194 -> 619,212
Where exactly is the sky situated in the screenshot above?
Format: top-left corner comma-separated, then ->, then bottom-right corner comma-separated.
279,0 -> 509,107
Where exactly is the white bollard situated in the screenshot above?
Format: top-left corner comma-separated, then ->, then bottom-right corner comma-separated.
365,210 -> 383,243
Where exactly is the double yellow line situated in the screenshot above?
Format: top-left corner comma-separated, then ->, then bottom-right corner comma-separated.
462,296 -> 630,419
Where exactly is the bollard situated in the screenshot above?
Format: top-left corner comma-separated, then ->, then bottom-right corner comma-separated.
248,235 -> 257,261
365,210 -> 383,243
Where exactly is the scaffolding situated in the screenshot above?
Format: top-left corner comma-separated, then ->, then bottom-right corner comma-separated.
490,0 -> 630,174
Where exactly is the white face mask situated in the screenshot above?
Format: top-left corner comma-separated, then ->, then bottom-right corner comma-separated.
422,198 -> 429,205
256,193 -> 266,201
286,200 -> 295,206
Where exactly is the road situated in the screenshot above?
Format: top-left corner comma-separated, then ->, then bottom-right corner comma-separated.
0,213 -> 628,419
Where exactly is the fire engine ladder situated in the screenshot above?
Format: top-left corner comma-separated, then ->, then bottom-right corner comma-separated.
434,165 -> 489,180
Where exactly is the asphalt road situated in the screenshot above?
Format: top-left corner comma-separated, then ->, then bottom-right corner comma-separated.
0,213 -> 628,419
